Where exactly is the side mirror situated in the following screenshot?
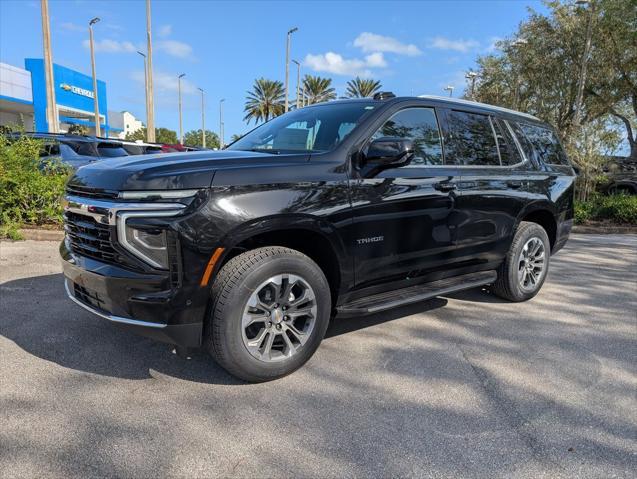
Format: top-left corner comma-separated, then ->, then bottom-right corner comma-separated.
365,137 -> 414,168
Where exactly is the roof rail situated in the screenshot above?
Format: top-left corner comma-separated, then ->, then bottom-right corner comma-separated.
417,95 -> 540,121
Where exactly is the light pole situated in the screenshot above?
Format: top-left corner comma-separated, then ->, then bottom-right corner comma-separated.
219,98 -> 225,149
284,27 -> 298,112
88,17 -> 101,136
145,0 -> 155,142
178,73 -> 185,144
572,0 -> 595,131
443,85 -> 454,97
198,87 -> 205,148
465,71 -> 478,100
40,0 -> 58,133
511,38 -> 528,109
137,51 -> 149,140
292,59 -> 301,109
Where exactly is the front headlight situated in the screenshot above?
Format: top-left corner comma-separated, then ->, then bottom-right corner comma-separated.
117,210 -> 183,269
124,227 -> 168,269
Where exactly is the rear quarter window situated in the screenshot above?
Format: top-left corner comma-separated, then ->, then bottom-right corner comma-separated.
517,122 -> 569,166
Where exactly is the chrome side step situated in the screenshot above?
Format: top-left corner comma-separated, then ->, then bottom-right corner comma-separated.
337,270 -> 497,315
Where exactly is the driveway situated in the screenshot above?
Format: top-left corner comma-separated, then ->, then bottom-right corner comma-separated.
1,235 -> 636,478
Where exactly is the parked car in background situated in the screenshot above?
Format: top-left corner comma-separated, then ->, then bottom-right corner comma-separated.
119,139 -> 164,156
7,132 -> 130,169
602,155 -> 637,195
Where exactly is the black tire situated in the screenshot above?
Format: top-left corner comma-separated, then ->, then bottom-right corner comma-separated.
492,221 -> 551,302
205,246 -> 331,382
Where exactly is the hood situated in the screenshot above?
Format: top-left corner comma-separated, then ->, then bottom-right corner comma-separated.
67,150 -> 310,192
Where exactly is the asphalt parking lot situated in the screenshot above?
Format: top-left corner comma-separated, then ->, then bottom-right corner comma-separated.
1,234 -> 636,478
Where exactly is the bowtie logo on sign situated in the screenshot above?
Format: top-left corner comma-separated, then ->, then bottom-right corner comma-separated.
59,83 -> 94,99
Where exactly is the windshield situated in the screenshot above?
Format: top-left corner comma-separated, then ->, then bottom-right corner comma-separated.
227,102 -> 376,154
97,143 -> 129,158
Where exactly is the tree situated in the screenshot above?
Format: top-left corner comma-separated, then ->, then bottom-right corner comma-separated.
302,75 -> 336,105
345,77 -> 382,98
126,127 -> 178,144
230,133 -> 243,143
244,78 -> 285,124
183,129 -> 220,149
67,124 -> 88,135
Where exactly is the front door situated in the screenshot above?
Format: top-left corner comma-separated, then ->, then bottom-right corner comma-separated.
348,106 -> 461,289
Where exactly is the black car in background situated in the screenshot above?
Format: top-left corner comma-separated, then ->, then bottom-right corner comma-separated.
61,93 -> 576,382
8,132 -> 130,169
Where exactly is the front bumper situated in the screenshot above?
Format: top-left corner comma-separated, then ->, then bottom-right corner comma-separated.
61,242 -> 204,347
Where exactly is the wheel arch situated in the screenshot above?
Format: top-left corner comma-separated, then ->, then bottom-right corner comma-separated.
516,204 -> 558,251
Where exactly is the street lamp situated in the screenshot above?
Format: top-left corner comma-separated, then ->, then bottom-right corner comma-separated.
88,17 -> 101,136
178,73 -> 185,144
137,51 -> 149,140
198,87 -> 205,148
145,0 -> 155,142
219,98 -> 225,149
572,0 -> 595,131
40,0 -> 58,133
292,59 -> 301,109
465,71 -> 478,100
284,27 -> 298,112
443,85 -> 454,97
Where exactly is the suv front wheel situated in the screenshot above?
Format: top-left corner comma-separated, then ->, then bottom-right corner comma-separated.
492,221 -> 551,302
206,246 -> 331,382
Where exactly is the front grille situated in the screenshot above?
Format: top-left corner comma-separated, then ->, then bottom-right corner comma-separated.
73,283 -> 106,310
66,185 -> 119,200
64,211 -> 118,263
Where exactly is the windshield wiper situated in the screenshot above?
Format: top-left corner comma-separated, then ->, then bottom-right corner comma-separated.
245,148 -> 281,155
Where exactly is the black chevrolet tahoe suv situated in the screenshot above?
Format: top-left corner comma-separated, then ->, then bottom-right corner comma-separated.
61,94 -> 575,382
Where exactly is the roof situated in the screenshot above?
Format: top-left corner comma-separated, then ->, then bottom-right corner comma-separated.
417,95 -> 541,121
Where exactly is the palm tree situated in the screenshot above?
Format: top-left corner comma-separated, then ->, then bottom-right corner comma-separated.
244,78 -> 285,124
302,75 -> 336,105
345,77 -> 382,98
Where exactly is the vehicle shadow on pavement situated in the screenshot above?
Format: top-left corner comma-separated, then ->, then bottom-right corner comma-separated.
0,273 -> 452,385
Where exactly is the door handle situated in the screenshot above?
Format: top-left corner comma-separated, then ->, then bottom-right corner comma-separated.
507,180 -> 523,189
434,182 -> 457,192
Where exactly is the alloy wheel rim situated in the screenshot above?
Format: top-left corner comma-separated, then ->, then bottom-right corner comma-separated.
241,274 -> 317,362
517,237 -> 546,292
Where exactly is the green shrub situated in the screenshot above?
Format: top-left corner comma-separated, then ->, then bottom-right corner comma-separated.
0,134 -> 71,238
574,194 -> 637,225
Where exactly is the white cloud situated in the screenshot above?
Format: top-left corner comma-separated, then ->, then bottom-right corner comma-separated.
429,36 -> 480,53
61,22 -> 84,32
158,24 -> 172,38
304,51 -> 386,77
354,32 -> 421,56
131,69 -> 196,95
156,40 -> 193,59
82,38 -> 140,53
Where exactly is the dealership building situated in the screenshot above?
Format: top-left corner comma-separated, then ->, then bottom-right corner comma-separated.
0,58 -> 124,137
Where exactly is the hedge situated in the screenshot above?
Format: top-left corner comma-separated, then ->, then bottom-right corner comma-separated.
574,194 -> 637,225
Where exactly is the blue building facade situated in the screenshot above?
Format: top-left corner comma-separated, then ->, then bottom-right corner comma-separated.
24,58 -> 114,135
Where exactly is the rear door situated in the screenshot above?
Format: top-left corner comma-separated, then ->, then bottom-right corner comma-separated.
349,106 -> 461,289
439,109 -> 535,265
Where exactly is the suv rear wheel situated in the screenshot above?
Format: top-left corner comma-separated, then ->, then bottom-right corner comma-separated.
205,246 -> 331,382
492,221 -> 550,302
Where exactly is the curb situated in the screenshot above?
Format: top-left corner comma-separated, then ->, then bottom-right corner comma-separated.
572,225 -> 637,234
18,229 -> 64,241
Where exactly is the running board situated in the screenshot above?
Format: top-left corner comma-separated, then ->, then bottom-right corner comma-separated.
337,270 -> 497,315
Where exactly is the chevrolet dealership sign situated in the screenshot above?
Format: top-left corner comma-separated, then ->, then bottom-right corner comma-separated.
59,83 -> 94,99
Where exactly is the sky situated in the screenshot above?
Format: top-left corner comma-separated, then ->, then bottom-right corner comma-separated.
0,0 -> 549,140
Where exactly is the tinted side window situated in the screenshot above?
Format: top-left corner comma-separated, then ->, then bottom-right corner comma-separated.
518,123 -> 569,165
444,110 -> 500,166
371,108 -> 443,166
508,121 -> 534,161
493,118 -> 523,166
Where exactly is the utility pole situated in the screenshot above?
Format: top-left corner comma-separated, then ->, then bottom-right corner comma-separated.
292,59 -> 301,109
40,0 -> 58,133
511,38 -> 528,110
572,0 -> 595,132
198,87 -> 205,148
178,73 -> 185,144
146,0 -> 155,142
137,51 -> 149,140
284,27 -> 298,112
219,98 -> 225,149
443,85 -> 454,97
88,17 -> 101,136
465,71 -> 478,100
